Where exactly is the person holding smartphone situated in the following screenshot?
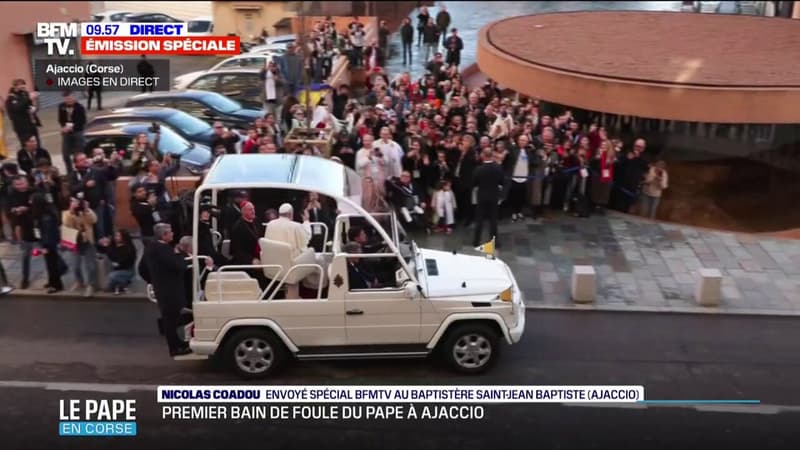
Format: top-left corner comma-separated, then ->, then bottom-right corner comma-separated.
57,90 -> 86,175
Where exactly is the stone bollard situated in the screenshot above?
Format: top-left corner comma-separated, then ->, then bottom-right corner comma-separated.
695,268 -> 723,306
571,265 -> 596,303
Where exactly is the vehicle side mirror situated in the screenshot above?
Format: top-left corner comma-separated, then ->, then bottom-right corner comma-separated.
404,281 -> 420,299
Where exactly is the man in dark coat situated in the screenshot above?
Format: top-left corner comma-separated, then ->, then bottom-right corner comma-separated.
16,135 -> 51,176
400,17 -> 414,65
198,204 -> 228,267
472,147 -> 505,248
435,5 -> 451,47
146,223 -> 191,356
444,28 -> 464,67
454,135 -> 478,225
5,79 -> 40,147
57,90 -> 87,174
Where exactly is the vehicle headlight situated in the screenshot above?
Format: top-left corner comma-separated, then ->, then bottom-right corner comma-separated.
498,287 -> 513,302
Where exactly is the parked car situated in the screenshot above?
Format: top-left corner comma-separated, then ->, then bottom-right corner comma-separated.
173,54 -> 275,90
91,10 -> 132,22
124,91 -> 263,130
177,68 -> 263,109
247,43 -> 289,55
88,107 -> 245,153
264,34 -> 296,46
83,121 -> 212,175
124,12 -> 181,23
187,16 -> 214,36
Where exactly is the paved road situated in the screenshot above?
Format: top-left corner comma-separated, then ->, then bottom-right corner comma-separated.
0,298 -> 798,448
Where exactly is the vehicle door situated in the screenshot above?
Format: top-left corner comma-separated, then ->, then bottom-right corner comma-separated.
218,73 -> 262,109
333,220 -> 421,345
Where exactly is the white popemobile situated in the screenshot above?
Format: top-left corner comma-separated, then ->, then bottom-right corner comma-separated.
180,154 -> 525,379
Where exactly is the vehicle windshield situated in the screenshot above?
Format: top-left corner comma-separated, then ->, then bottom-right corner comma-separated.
187,20 -> 212,33
167,111 -> 212,135
203,93 -> 240,113
151,126 -> 192,155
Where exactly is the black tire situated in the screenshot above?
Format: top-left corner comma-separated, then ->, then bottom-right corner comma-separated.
440,323 -> 500,374
222,328 -> 287,380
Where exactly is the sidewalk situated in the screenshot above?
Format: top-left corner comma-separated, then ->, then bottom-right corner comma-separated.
425,212 -> 800,316
2,211 -> 799,315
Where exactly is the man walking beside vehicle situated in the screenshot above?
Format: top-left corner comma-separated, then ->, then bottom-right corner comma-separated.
147,223 -> 192,356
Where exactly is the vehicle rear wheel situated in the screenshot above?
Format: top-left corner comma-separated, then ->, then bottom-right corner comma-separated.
222,328 -> 286,379
441,323 -> 499,374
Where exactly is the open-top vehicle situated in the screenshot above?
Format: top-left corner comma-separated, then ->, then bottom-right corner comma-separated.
180,154 -> 525,378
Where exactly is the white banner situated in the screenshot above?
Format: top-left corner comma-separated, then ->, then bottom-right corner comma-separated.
157,385 -> 645,404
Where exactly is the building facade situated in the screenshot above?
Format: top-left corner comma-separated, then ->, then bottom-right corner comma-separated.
0,1 -> 91,95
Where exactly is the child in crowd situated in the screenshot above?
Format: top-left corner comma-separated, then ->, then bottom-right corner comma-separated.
432,180 -> 457,234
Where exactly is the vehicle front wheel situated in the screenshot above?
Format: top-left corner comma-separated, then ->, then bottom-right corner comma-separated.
222,328 -> 286,379
441,323 -> 499,374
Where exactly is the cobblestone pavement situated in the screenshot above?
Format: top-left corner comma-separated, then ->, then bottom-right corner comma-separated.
414,212 -> 800,315
2,212 -> 798,315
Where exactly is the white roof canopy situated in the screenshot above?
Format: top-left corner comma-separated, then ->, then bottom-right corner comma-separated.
201,154 -> 360,201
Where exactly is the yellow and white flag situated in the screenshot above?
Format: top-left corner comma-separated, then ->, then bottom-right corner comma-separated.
475,237 -> 496,257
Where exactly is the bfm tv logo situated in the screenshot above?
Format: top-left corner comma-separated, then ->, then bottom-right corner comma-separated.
37,23 -> 78,56
59,399 -> 137,437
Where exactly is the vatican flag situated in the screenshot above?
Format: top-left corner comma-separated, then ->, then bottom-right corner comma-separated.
475,237 -> 496,257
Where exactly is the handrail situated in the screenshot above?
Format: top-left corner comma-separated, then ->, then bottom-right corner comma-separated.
268,263 -> 325,301
215,264 -> 284,302
308,221 -> 329,251
212,262 -> 325,302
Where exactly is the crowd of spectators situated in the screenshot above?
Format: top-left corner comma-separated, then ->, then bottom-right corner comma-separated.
0,11 -> 670,297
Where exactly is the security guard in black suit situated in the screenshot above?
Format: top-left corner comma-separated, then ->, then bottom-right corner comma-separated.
472,147 -> 505,248
146,223 -> 192,356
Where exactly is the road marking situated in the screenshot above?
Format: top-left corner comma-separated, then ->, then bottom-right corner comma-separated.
564,401 -> 800,415
0,380 -> 157,393
564,402 -> 648,409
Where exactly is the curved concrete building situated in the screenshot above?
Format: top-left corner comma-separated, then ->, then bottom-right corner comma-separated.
477,11 -> 800,124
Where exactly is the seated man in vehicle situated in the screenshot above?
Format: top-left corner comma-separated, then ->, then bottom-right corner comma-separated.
386,171 -> 428,231
264,203 -> 320,298
346,225 -> 398,287
347,225 -> 387,254
343,242 -> 381,290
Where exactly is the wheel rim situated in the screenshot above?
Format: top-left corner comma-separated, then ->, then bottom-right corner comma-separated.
234,338 -> 274,374
452,333 -> 492,369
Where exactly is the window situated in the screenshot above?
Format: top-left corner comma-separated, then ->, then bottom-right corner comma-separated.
188,74 -> 219,91
110,13 -> 131,21
219,74 -> 262,106
92,14 -> 104,22
218,57 -> 266,69
127,98 -> 172,108
188,20 -> 213,33
150,126 -> 191,156
173,99 -> 208,117
201,93 -> 240,114
85,136 -> 133,158
166,111 -> 211,135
